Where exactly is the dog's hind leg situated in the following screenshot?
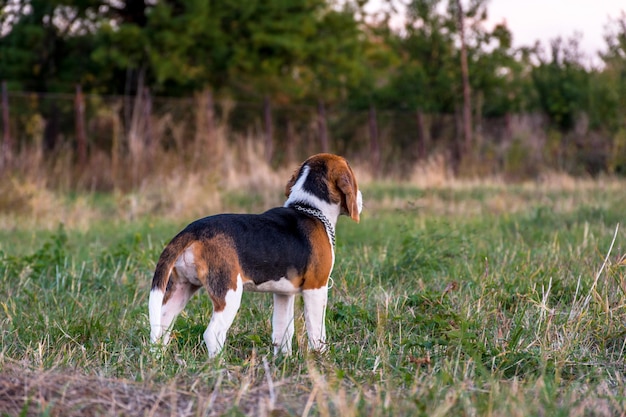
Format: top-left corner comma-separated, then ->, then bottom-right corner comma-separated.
272,293 -> 295,355
150,270 -> 200,345
204,274 -> 243,357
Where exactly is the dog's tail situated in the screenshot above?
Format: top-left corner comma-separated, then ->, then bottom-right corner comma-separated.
148,231 -> 194,343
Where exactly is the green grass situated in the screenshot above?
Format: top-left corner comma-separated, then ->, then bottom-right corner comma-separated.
1,182 -> 626,415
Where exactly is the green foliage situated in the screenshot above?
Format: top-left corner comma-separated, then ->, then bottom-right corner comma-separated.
1,224 -> 68,278
3,1 -> 626,175
530,37 -> 590,131
371,0 -> 459,113
0,0 -> 109,92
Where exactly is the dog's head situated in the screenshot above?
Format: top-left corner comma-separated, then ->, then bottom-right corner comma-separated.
285,153 -> 362,222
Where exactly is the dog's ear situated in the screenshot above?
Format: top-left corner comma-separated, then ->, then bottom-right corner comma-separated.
285,169 -> 299,197
337,172 -> 360,223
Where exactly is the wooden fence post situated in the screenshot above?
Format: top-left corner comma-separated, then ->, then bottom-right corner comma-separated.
456,0 -> 472,155
263,96 -> 273,163
1,81 -> 11,170
75,84 -> 87,167
128,78 -> 145,186
318,99 -> 329,153
143,87 -> 153,168
369,104 -> 381,177
286,119 -> 296,163
206,89 -> 215,153
415,110 -> 427,160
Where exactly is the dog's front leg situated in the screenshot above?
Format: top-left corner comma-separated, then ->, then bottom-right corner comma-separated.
272,293 -> 295,355
302,286 -> 328,353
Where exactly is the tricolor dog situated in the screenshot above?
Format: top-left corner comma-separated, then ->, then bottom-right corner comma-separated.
149,153 -> 362,357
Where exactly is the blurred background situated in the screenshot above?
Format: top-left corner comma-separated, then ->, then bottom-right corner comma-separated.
1,0 -> 626,191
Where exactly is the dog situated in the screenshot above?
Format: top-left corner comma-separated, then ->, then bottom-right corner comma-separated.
148,153 -> 362,357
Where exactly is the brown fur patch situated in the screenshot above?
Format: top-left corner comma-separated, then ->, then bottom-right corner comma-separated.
301,225 -> 334,290
152,232 -> 195,292
326,157 -> 360,223
196,234 -> 241,312
192,242 -> 209,285
156,234 -> 243,313
161,268 -> 179,305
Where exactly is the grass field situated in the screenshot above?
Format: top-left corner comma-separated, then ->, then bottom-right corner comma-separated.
1,177 -> 626,416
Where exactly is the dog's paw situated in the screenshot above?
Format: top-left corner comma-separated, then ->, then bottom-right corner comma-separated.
148,343 -> 166,360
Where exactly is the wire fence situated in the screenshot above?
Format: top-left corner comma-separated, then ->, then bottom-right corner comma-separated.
0,85 -> 613,189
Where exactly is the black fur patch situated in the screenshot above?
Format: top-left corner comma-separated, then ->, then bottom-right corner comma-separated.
301,160 -> 331,203
183,208 -> 314,286
207,261 -> 234,301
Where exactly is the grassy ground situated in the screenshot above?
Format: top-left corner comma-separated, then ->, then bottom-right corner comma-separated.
1,179 -> 626,416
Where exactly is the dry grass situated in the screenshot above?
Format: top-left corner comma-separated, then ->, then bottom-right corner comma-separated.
0,137 -> 291,230
0,357 -> 379,417
2,143 -> 621,233
0,360 -> 296,417
1,362 -> 208,417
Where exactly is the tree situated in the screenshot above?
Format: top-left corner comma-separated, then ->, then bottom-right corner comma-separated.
531,36 -> 589,131
597,12 -> 626,132
373,0 -> 509,164
0,0 -> 106,151
472,23 -> 531,118
453,0 -> 471,154
598,12 -> 626,173
0,0 -> 104,92
91,0 -> 152,95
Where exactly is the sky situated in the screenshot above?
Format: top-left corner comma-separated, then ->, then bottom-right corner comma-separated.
366,0 -> 625,66
486,0 -> 625,64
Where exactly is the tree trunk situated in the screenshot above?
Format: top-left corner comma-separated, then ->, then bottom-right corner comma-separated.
369,104 -> 381,177
75,84 -> 87,167
286,119 -> 296,164
317,99 -> 329,153
43,101 -> 60,153
456,0 -> 472,155
128,70 -> 145,186
451,105 -> 463,174
415,109 -> 427,160
1,81 -> 11,170
206,89 -> 216,154
263,96 -> 273,163
143,86 -> 153,170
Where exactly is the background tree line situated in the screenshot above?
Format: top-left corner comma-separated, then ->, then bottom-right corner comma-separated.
1,0 -> 626,185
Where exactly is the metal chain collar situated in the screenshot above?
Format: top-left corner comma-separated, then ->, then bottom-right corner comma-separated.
293,204 -> 336,247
